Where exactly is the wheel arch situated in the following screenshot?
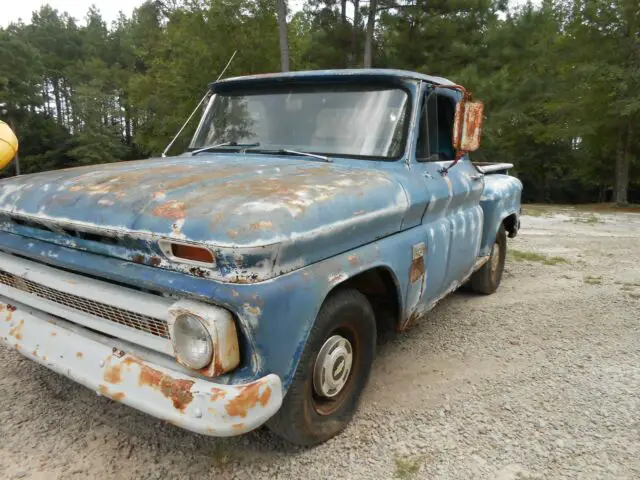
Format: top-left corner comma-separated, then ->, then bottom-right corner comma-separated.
326,265 -> 403,335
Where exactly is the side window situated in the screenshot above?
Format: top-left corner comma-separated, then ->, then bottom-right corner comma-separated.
415,92 -> 455,161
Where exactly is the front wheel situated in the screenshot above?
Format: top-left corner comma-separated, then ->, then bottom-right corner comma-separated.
266,288 -> 376,446
469,224 -> 507,294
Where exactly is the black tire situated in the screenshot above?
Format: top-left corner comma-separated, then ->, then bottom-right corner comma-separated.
469,224 -> 507,294
266,288 -> 376,446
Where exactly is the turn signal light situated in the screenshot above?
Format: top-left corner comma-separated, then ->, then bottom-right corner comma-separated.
159,240 -> 215,265
171,243 -> 215,263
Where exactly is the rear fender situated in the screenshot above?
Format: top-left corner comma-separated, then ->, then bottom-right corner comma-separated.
479,175 -> 522,255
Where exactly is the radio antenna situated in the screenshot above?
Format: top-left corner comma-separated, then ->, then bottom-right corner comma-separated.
161,50 -> 238,158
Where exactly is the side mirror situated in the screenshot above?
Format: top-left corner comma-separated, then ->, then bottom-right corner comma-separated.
452,100 -> 484,156
0,121 -> 19,170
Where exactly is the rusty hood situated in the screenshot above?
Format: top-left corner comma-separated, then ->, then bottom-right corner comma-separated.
0,155 -> 408,279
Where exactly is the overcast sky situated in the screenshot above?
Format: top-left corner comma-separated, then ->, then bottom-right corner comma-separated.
1,0 -> 539,28
1,0 -> 144,27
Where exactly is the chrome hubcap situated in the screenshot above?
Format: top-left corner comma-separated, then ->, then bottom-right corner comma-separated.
313,335 -> 353,398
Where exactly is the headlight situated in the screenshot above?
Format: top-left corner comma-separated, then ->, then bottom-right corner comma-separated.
171,313 -> 213,369
168,300 -> 241,377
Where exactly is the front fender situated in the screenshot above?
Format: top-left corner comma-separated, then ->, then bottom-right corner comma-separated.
479,174 -> 522,255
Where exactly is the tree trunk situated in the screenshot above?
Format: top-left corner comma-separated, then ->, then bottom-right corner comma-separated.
53,78 -> 63,125
614,126 -> 630,205
341,0 -> 346,23
276,0 -> 290,72
124,98 -> 132,146
351,0 -> 360,65
364,0 -> 378,67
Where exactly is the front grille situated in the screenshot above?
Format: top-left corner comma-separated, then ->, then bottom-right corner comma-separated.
0,269 -> 169,339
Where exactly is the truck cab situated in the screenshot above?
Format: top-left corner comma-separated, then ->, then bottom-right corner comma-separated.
0,69 -> 521,446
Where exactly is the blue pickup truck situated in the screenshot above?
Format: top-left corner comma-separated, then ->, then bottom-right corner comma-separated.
0,69 -> 521,446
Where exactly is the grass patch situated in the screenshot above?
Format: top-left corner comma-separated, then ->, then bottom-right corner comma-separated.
394,456 -> 423,479
510,249 -> 569,265
618,282 -> 640,292
522,205 -> 556,217
574,203 -> 640,214
210,444 -> 233,467
523,202 -> 640,217
568,213 -> 603,225
584,275 -> 603,285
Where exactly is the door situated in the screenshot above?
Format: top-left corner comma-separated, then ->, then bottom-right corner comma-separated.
411,87 -> 484,310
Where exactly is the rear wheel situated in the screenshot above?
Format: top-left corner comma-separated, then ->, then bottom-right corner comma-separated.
469,224 -> 507,294
266,288 -> 376,446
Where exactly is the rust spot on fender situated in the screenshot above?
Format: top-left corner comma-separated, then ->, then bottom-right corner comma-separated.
210,388 -> 226,401
244,304 -> 261,317
148,256 -> 162,267
51,331 -> 57,337
98,384 -> 126,402
152,200 -> 185,220
348,255 -> 360,267
232,423 -> 245,430
103,363 -> 122,384
4,304 -> 16,322
76,352 -> 83,358
227,229 -> 238,238
9,319 -> 24,340
409,257 -> 425,283
132,254 -> 145,264
122,357 -> 195,411
225,381 -> 272,418
189,266 -> 210,278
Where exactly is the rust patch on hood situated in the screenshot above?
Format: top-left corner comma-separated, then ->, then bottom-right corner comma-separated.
225,380 -> 272,418
152,200 -> 185,220
250,221 -> 273,231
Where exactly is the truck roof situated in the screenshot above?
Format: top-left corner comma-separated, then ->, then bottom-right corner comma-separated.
210,68 -> 456,90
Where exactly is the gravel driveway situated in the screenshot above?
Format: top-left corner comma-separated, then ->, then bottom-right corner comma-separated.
1,207 -> 638,479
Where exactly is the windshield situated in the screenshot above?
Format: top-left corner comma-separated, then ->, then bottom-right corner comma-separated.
190,84 -> 410,159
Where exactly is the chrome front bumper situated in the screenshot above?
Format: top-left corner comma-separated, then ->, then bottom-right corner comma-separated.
0,296 -> 283,437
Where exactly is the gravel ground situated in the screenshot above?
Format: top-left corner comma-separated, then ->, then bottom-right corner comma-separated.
0,207 -> 639,479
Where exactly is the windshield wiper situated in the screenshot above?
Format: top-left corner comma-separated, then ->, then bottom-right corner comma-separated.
191,141 -> 260,155
244,147 -> 332,163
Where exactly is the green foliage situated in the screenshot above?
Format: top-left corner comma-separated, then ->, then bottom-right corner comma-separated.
0,0 -> 637,204
394,455 -> 422,479
509,249 -> 570,265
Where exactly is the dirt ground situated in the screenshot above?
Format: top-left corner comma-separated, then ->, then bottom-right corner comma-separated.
0,206 -> 638,479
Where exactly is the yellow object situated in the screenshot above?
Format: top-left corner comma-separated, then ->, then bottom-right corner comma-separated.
0,120 -> 19,170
